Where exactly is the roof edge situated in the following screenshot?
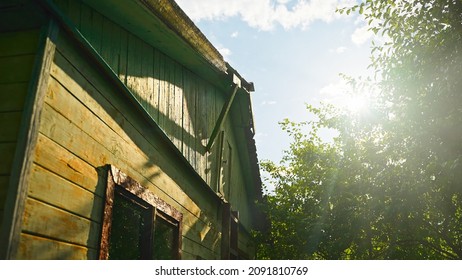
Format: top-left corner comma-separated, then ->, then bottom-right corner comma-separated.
139,0 -> 227,73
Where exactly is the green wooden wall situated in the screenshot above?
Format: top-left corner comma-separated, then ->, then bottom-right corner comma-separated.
0,25 -> 41,238
0,0 -> 257,259
51,0 -> 256,233
17,31 -> 226,259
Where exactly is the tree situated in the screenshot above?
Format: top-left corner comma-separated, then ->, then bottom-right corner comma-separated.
257,0 -> 462,259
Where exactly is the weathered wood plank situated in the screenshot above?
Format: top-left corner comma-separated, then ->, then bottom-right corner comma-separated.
182,235 -> 219,260
0,143 -> 16,175
126,33 -> 142,104
50,49 -> 213,216
141,39 -> 154,115
22,198 -> 100,248
34,133 -> 101,196
158,52 -> 168,132
2,20 -> 59,260
0,29 -> 40,57
0,83 -> 28,112
49,34 -> 225,249
174,61 -> 184,150
0,111 -> 22,142
28,164 -> 104,222
0,55 -> 36,83
150,49 -> 160,122
38,102 -> 221,250
17,233 -> 97,260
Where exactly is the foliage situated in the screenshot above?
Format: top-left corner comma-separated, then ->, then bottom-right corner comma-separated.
256,0 -> 462,259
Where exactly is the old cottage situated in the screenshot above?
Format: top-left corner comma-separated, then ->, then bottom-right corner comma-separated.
0,0 -> 262,259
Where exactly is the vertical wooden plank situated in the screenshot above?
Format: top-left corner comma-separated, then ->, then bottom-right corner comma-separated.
158,52 -> 167,132
142,44 -> 157,120
126,34 -> 138,101
67,0 -> 81,29
174,61 -> 183,150
78,2 -> 92,45
141,40 -> 153,113
0,21 -> 58,259
166,57 -> 175,143
151,48 -> 160,123
182,70 -> 191,161
198,82 -> 207,181
118,27 -> 128,85
90,8 -> 103,54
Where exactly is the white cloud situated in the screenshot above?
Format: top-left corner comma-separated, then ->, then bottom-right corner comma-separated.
351,24 -> 372,46
230,31 -> 239,38
176,0 -> 357,31
261,100 -> 277,105
329,46 -> 347,54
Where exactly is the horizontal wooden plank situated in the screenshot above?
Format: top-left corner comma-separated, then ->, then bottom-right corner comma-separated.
0,54 -> 36,83
28,164 -> 104,222
0,83 -> 28,112
48,58 -> 212,218
0,29 -> 40,57
0,3 -> 45,32
0,111 -> 22,142
39,103 -> 222,251
17,233 -> 97,260
0,142 -> 16,175
182,235 -> 219,260
49,52 -> 219,220
22,198 -> 100,248
33,133 -> 102,196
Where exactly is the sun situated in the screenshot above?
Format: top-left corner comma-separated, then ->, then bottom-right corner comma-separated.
345,94 -> 370,114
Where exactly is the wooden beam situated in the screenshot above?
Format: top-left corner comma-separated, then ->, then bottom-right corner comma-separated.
206,81 -> 239,152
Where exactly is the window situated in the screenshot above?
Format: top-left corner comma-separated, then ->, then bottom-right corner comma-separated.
99,166 -> 182,260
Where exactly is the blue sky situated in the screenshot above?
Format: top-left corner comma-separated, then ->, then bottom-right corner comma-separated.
175,0 -> 375,165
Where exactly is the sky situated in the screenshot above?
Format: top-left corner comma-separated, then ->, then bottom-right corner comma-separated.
175,0 -> 375,166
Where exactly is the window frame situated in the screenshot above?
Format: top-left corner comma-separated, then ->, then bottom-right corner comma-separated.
99,165 -> 182,260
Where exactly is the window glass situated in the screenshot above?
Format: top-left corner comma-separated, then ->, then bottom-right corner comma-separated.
153,216 -> 177,259
108,190 -> 152,260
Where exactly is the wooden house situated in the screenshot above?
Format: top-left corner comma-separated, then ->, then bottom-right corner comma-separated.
0,0 -> 262,259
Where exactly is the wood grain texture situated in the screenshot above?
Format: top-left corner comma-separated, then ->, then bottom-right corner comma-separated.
22,198 -> 100,247
17,233 -> 97,260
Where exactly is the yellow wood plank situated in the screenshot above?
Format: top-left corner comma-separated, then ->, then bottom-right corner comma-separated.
33,133 -> 101,196
182,235 -> 219,260
0,54 -> 36,83
0,29 -> 40,57
0,111 -> 22,142
22,198 -> 100,248
38,102 -> 221,250
38,100 -> 218,237
49,51 -> 216,220
28,164 -> 104,221
0,83 -> 28,112
17,233 -> 97,260
48,37 -> 225,248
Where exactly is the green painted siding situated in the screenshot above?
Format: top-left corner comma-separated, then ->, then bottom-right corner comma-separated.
51,0 -> 258,254
0,28 -> 41,235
